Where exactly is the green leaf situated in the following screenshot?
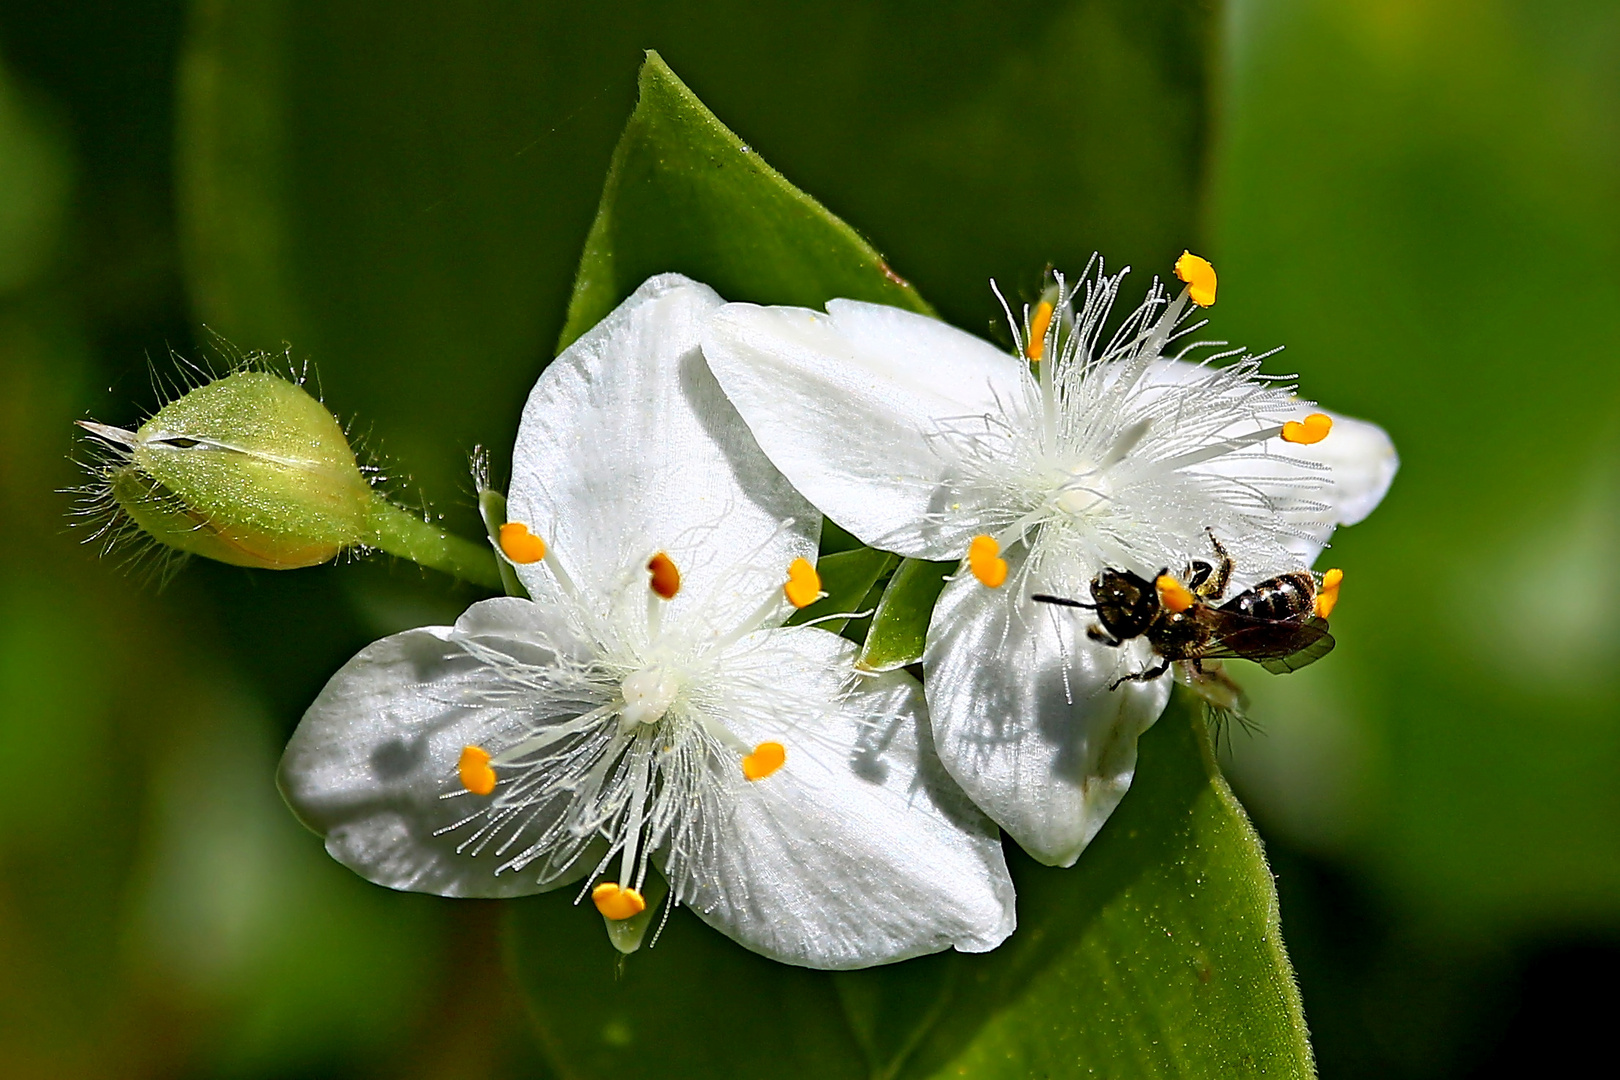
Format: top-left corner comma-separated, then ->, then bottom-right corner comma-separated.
557,52 -> 934,351
856,558 -> 952,672
508,894 -> 865,1080
785,546 -> 899,637
509,693 -> 1313,1079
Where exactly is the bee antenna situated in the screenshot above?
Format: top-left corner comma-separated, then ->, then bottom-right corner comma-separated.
1031,593 -> 1095,610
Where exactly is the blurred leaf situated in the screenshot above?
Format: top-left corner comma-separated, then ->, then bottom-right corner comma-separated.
857,558 -> 952,671
785,546 -> 898,636
511,695 -> 1313,1079
177,0 -> 622,528
558,52 -> 933,350
1214,0 -> 1620,929
510,895 -> 865,1080
0,61 -> 69,295
176,0 -> 1214,520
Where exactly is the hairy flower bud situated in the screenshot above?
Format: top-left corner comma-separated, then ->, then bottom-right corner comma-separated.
77,369 -> 501,586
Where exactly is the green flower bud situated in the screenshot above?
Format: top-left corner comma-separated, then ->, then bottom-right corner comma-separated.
79,369 -> 501,587
82,372 -> 369,568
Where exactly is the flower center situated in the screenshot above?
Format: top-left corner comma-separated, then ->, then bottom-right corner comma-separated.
620,665 -> 681,726
1053,461 -> 1112,518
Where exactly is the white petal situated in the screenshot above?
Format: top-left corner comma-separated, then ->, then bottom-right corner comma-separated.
703,299 -> 1034,560
671,625 -> 1016,969
924,547 -> 1171,868
1222,407 -> 1399,569
1287,409 -> 1398,528
278,597 -> 594,898
507,275 -> 817,632
1141,360 -> 1398,568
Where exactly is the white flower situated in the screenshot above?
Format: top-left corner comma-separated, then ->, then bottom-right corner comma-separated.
278,275 -> 1015,969
701,257 -> 1398,867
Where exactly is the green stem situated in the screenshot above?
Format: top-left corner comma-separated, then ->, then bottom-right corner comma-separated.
365,496 -> 503,588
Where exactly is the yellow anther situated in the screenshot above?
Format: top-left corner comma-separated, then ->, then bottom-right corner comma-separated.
1281,413 -> 1334,445
591,882 -> 647,921
1175,250 -> 1218,307
1027,300 -> 1055,361
647,552 -> 681,599
784,557 -> 822,609
742,741 -> 786,781
498,521 -> 546,564
1315,568 -> 1343,619
1156,574 -> 1195,614
458,745 -> 497,796
968,535 -> 1008,588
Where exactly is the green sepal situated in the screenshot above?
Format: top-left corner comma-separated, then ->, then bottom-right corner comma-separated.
856,558 -> 953,671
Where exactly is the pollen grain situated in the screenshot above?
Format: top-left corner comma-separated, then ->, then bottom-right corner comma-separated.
968,535 -> 1008,588
1315,568 -> 1343,619
1027,300 -> 1055,361
1155,574 -> 1195,614
458,745 -> 497,796
1175,251 -> 1218,307
647,552 -> 681,599
1281,413 -> 1333,445
784,557 -> 822,609
742,741 -> 787,781
498,522 -> 546,564
591,882 -> 647,921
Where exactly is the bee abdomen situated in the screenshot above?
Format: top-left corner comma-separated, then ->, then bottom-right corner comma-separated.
1220,572 -> 1315,622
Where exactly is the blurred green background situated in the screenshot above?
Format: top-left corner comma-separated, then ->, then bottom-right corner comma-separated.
1,0 -> 1615,1076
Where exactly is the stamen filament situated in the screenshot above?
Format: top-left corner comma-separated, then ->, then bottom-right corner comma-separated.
1150,424 -> 1287,472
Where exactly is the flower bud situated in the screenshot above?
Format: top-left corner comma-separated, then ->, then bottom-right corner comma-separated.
80,371 -> 373,569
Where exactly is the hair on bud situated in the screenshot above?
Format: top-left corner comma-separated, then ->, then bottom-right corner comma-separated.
73,348 -> 376,573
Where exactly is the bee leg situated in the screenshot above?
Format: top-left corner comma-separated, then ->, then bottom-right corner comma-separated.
1203,527 -> 1233,600
1109,658 -> 1171,690
1086,623 -> 1124,647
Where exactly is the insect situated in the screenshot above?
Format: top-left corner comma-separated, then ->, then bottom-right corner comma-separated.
1031,530 -> 1338,690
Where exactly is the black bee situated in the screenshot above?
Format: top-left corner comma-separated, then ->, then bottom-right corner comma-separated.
1032,530 -> 1336,689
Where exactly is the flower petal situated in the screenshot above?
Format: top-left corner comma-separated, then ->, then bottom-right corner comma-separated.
508,275 -> 817,632
703,299 -> 1034,559
1139,360 -> 1398,569
923,547 -> 1171,868
1285,409 -> 1399,528
671,625 -> 1016,969
278,597 -> 597,898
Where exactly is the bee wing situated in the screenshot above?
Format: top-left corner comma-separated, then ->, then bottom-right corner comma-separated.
1192,609 -> 1337,672
1258,623 -> 1336,673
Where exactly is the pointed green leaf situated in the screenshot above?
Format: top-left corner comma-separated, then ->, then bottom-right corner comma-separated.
856,558 -> 952,672
557,52 -> 933,351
